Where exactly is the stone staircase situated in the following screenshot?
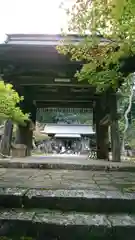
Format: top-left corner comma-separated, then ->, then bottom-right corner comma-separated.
0,187 -> 135,239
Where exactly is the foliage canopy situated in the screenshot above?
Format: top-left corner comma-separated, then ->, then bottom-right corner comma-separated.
0,80 -> 29,125
57,0 -> 135,92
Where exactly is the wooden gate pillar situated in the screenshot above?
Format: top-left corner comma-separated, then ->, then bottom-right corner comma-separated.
95,96 -> 109,160
15,100 -> 36,156
109,93 -> 120,162
96,124 -> 109,160
15,121 -> 34,156
0,120 -> 13,156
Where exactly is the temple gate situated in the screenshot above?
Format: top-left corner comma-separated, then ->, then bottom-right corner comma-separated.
0,34 -> 121,161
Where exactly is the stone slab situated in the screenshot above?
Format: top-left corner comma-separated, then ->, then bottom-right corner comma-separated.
0,168 -> 135,192
0,209 -> 135,238
0,187 -> 28,208
1,156 -> 135,172
0,187 -> 27,196
108,214 -> 135,239
0,187 -> 135,213
24,188 -> 135,213
0,209 -> 35,221
0,169 -> 134,213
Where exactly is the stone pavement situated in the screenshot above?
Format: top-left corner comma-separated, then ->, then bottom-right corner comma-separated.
0,167 -> 135,191
1,155 -> 135,171
0,168 -> 135,239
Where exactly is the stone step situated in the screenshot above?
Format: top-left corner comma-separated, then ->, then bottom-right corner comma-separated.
1,157 -> 135,172
0,208 -> 135,239
1,188 -> 135,214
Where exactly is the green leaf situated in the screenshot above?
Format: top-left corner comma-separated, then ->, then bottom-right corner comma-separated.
57,0 -> 135,93
0,79 -> 29,125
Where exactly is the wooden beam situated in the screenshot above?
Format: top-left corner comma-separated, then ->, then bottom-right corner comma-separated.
10,84 -> 97,102
3,62 -> 81,78
36,100 -> 93,108
6,76 -> 92,87
15,123 -> 33,157
32,93 -> 96,101
32,87 -> 93,93
0,120 -> 13,156
0,47 -> 69,64
28,85 -> 93,92
95,96 -> 109,160
109,93 -> 120,162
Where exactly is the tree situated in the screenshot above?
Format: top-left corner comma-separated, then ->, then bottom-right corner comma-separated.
0,80 -> 29,125
118,76 -> 134,154
57,0 -> 135,91
118,79 -> 135,153
37,108 -> 93,124
0,80 -> 29,156
57,0 -> 135,161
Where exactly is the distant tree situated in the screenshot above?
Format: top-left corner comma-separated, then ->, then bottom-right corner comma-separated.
118,79 -> 135,152
37,109 -> 92,124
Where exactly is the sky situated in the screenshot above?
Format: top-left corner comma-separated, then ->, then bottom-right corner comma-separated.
0,0 -> 73,43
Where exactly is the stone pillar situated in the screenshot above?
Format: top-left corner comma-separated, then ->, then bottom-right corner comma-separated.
95,96 -> 109,160
15,100 -> 36,157
109,93 -> 120,162
0,119 -> 13,156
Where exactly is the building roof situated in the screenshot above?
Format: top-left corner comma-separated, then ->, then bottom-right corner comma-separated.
55,133 -> 81,138
41,124 -> 95,135
5,34 -> 112,46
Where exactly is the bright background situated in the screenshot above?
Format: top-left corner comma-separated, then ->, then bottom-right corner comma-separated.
0,0 -> 74,42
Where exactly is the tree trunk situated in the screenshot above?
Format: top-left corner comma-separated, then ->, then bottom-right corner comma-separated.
0,120 -> 13,156
121,80 -> 134,156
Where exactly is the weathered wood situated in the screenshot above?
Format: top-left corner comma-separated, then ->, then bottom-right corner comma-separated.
100,114 -> 110,126
95,97 -> 109,160
15,122 -> 33,157
96,124 -> 109,160
36,101 -> 93,108
92,103 -> 96,131
32,93 -> 96,101
15,95 -> 36,156
9,75 -> 88,85
110,94 -> 121,162
0,120 -> 13,156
